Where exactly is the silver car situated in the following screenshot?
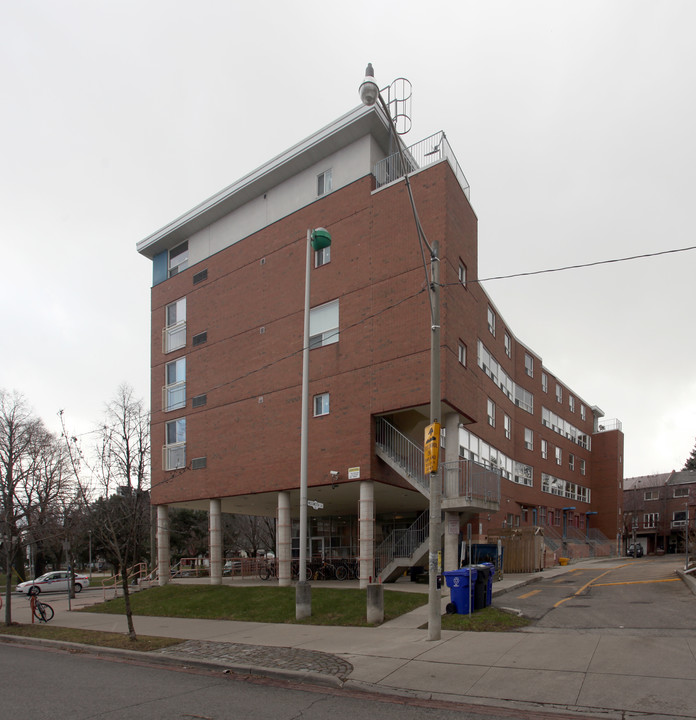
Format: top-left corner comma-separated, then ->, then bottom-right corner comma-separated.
15,571 -> 90,595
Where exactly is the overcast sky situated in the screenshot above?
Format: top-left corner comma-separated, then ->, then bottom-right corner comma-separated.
2,1 -> 695,478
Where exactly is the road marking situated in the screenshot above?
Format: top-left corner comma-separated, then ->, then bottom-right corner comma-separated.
592,578 -> 680,587
553,563 -> 632,608
517,589 -> 542,599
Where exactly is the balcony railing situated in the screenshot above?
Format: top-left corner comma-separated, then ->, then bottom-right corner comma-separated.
163,321 -> 186,353
596,418 -> 623,433
373,131 -> 470,200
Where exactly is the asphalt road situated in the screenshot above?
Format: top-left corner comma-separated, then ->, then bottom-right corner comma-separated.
498,556 -> 695,634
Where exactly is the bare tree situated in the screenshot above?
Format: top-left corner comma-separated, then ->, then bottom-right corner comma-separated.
233,515 -> 276,558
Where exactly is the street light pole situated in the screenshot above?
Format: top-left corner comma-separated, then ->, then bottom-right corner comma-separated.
360,63 -> 442,640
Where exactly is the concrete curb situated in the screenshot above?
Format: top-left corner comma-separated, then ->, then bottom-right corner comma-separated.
676,568 -> 696,595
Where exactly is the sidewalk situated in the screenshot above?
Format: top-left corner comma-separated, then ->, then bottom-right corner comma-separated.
5,558 -> 696,719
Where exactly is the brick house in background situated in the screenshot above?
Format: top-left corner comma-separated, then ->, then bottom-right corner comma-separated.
623,470 -> 696,554
137,100 -> 624,585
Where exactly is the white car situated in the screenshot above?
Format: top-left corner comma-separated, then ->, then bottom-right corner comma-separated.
16,571 -> 90,595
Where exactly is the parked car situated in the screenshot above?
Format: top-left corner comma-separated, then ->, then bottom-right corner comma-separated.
15,571 -> 90,595
627,544 -> 644,558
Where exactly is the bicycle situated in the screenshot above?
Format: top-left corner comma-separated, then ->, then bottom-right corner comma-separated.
29,589 -> 54,623
335,559 -> 359,581
258,560 -> 311,581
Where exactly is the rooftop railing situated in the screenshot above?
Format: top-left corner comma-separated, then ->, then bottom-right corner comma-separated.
374,131 -> 470,200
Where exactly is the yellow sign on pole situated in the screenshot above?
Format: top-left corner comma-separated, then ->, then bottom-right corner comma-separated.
424,422 -> 441,474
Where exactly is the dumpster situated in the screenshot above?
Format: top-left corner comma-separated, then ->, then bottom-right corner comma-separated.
443,567 -> 477,614
473,564 -> 491,610
480,562 -> 495,606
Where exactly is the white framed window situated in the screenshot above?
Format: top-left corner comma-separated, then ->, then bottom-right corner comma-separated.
555,446 -> 562,465
673,510 -> 687,527
164,418 -> 186,470
504,414 -> 511,440
644,490 -> 659,500
313,392 -> 330,416
169,241 -> 189,277
674,487 -> 689,498
315,245 -> 331,267
317,169 -> 332,196
524,428 -> 533,451
458,341 -> 466,366
487,398 -> 495,427
541,439 -> 548,459
569,453 -> 575,470
542,372 -> 548,393
569,395 -> 575,413
524,353 -> 534,378
164,298 -> 186,353
504,332 -> 511,358
487,307 -> 496,336
556,384 -> 563,403
580,404 -> 586,421
579,458 -> 586,476
164,357 -> 186,411
644,513 -> 659,529
458,261 -> 467,286
309,299 -> 339,348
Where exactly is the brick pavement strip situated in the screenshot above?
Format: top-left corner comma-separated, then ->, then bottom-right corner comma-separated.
158,640 -> 353,679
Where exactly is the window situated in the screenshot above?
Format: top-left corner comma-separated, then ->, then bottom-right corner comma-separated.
164,298 -> 186,352
524,428 -> 533,451
579,458 -> 586,476
580,404 -> 586,421
458,261 -> 467,286
556,384 -> 562,403
487,307 -> 496,336
569,395 -> 575,413
313,393 -> 330,416
569,453 -> 575,471
315,245 -> 331,267
673,510 -> 687,527
555,446 -> 562,465
504,414 -> 511,440
514,462 -> 533,486
542,372 -> 548,393
504,332 -> 511,357
524,353 -> 534,378
487,398 -> 495,427
674,487 -> 689,498
164,357 -> 186,411
514,385 -> 533,414
309,299 -> 339,348
644,490 -> 659,500
458,342 -> 466,366
169,241 -> 189,277
164,418 -> 186,470
644,513 -> 659,529
317,169 -> 332,196
541,439 -> 548,459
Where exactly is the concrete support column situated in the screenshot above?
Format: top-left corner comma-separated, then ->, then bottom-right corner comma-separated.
156,505 -> 170,586
443,412 -> 462,573
209,498 -> 222,585
277,491 -> 291,587
359,480 -> 375,589
444,511 -> 461,572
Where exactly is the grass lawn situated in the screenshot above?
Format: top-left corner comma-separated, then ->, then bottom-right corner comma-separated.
440,606 -> 531,631
84,585 -> 428,627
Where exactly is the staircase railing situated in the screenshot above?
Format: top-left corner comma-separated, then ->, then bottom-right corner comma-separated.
375,417 -> 428,495
375,509 -> 429,576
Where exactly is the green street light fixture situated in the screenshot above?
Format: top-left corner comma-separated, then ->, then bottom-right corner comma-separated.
359,63 -> 442,641
296,227 -> 332,620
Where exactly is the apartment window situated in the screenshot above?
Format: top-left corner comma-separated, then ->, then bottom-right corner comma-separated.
674,487 -> 689,498
579,458 -> 586,476
524,428 -> 533,451
487,307 -> 496,336
555,446 -> 562,465
504,414 -> 511,440
644,490 -> 659,500
504,332 -> 511,358
164,357 -> 186,411
542,372 -> 548,393
315,245 -> 331,267
309,299 -> 339,348
164,298 -> 186,352
569,395 -> 575,413
458,261 -> 467,286
580,404 -> 586,421
541,439 -> 548,459
673,510 -> 687,527
458,342 -> 467,366
644,513 -> 659,529
317,168 -> 332,196
169,241 -> 189,277
487,398 -> 495,427
569,453 -> 575,471
524,353 -> 534,378
313,392 -> 330,416
556,384 -> 563,403
164,418 -> 186,470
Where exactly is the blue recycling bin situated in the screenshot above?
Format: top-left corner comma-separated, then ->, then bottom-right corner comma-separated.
479,562 -> 496,606
443,567 -> 477,614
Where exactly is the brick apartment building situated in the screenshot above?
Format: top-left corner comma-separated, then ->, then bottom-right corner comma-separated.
623,470 -> 696,554
137,100 -> 624,585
